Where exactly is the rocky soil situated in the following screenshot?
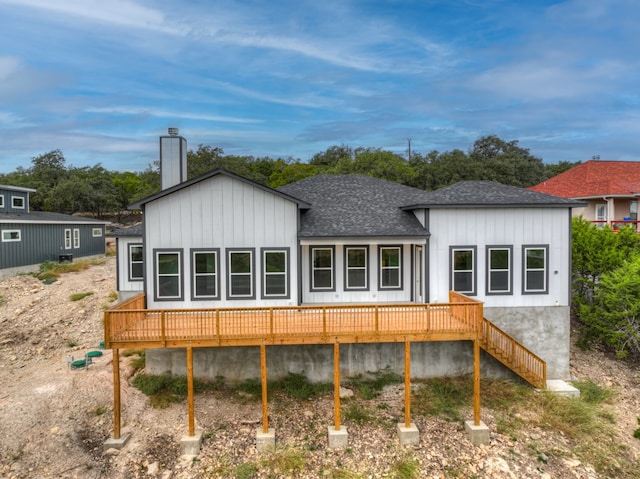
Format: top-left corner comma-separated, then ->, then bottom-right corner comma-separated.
0,256 -> 639,478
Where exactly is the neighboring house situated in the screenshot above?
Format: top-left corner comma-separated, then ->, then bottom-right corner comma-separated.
0,184 -> 108,277
529,160 -> 640,230
109,132 -> 582,383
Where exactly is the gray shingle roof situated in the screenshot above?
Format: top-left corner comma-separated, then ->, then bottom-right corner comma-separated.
403,181 -> 586,209
0,211 -> 109,224
108,223 -> 143,237
278,175 -> 431,238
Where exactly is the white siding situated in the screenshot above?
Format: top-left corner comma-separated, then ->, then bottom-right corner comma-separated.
116,236 -> 144,295
144,175 -> 299,308
427,207 -> 571,307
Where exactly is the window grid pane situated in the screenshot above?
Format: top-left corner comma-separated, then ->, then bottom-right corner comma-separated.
129,245 -> 143,280
488,248 -> 511,293
194,251 -> 217,298
524,247 -> 547,293
380,247 -> 401,288
452,249 -> 474,294
156,252 -> 180,298
346,247 -> 367,289
312,248 -> 333,290
229,251 -> 253,297
264,250 -> 287,297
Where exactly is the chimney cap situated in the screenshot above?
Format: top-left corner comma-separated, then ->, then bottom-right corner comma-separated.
168,127 -> 179,136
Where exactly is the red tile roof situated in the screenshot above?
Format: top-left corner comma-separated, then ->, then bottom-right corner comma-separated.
529,160 -> 640,198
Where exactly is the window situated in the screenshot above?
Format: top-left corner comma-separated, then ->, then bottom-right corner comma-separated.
92,228 -> 103,237
154,250 -> 183,300
64,229 -> 72,249
0,195 -> 4,208
379,246 -> 402,289
73,228 -> 80,248
1,230 -> 21,242
345,246 -> 368,290
631,201 -> 638,221
595,203 -> 607,224
450,246 -> 476,295
11,196 -> 24,209
523,245 -> 548,294
192,249 -> 219,300
262,248 -> 289,298
128,244 -> 144,281
227,249 -> 255,299
311,247 -> 334,291
486,246 -> 512,294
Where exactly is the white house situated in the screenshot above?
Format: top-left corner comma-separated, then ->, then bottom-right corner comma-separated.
110,131 -> 581,383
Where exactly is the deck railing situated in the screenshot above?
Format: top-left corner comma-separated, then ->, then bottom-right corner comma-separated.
480,318 -> 546,388
104,294 -> 482,348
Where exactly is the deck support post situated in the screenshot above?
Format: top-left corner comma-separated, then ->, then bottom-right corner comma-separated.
104,348 -> 130,451
464,338 -> 490,446
328,341 -> 348,448
397,340 -> 419,445
187,345 -> 195,436
473,339 -> 480,426
256,342 -> 275,452
113,348 -> 121,439
180,345 -> 203,455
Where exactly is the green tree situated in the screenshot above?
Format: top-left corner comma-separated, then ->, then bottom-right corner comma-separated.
269,162 -> 319,188
27,150 -> 69,210
579,256 -> 640,358
543,160 -> 582,180
309,145 -> 354,169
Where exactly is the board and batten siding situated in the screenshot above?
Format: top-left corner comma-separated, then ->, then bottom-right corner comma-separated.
426,207 -> 571,307
115,236 -> 144,297
144,175 -> 299,308
300,240 -> 424,304
0,222 -> 105,269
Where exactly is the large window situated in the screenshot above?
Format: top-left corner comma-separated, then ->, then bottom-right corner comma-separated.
64,229 -> 72,249
227,249 -> 255,299
450,246 -> 476,295
345,246 -> 368,290
311,247 -> 334,291
192,249 -> 219,300
262,248 -> 289,298
11,196 -> 24,209
73,228 -> 80,248
92,228 -> 103,237
154,250 -> 183,300
523,245 -> 548,294
486,246 -> 512,294
128,244 -> 144,281
1,230 -> 21,242
379,246 -> 402,289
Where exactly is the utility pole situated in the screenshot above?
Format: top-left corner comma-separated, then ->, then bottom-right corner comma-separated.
407,138 -> 412,161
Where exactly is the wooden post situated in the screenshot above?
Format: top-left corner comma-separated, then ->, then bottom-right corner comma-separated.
187,346 -> 195,436
404,340 -> 411,428
334,342 -> 341,431
112,348 -> 121,440
473,339 -> 481,426
261,343 -> 268,433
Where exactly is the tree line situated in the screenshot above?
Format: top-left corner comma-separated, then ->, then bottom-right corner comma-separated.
0,135 -> 579,218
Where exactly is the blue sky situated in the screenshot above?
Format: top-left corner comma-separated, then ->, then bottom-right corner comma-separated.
1,0 -> 639,173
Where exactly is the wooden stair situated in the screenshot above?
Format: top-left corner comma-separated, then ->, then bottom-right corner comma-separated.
480,317 -> 546,389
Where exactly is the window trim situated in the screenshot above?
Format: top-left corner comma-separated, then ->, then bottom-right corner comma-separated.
226,248 -> 256,299
128,243 -> 144,282
11,196 -> 25,209
73,228 -> 80,249
64,229 -> 72,249
379,245 -> 403,290
450,246 -> 477,296
191,248 -> 220,300
92,228 -> 103,237
344,245 -> 369,291
522,245 -> 549,294
485,245 -> 513,295
261,247 -> 290,299
0,195 -> 4,208
310,246 -> 335,292
1,229 -> 21,242
153,249 -> 184,301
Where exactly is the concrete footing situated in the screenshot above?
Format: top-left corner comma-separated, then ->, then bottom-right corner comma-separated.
396,422 -> 420,445
546,379 -> 580,397
256,428 -> 276,452
180,430 -> 203,456
464,420 -> 490,446
103,434 -> 130,452
327,426 -> 348,449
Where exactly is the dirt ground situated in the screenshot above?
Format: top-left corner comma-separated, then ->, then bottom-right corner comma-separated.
0,256 -> 639,478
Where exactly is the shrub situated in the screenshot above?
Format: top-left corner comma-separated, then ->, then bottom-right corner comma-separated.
70,291 -> 94,301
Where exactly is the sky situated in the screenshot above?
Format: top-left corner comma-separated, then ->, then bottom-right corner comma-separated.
0,0 -> 639,173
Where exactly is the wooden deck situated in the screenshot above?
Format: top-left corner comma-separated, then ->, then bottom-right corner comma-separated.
103,292 -> 483,349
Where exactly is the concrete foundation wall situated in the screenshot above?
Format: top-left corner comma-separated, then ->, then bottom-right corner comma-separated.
145,305 -> 570,382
